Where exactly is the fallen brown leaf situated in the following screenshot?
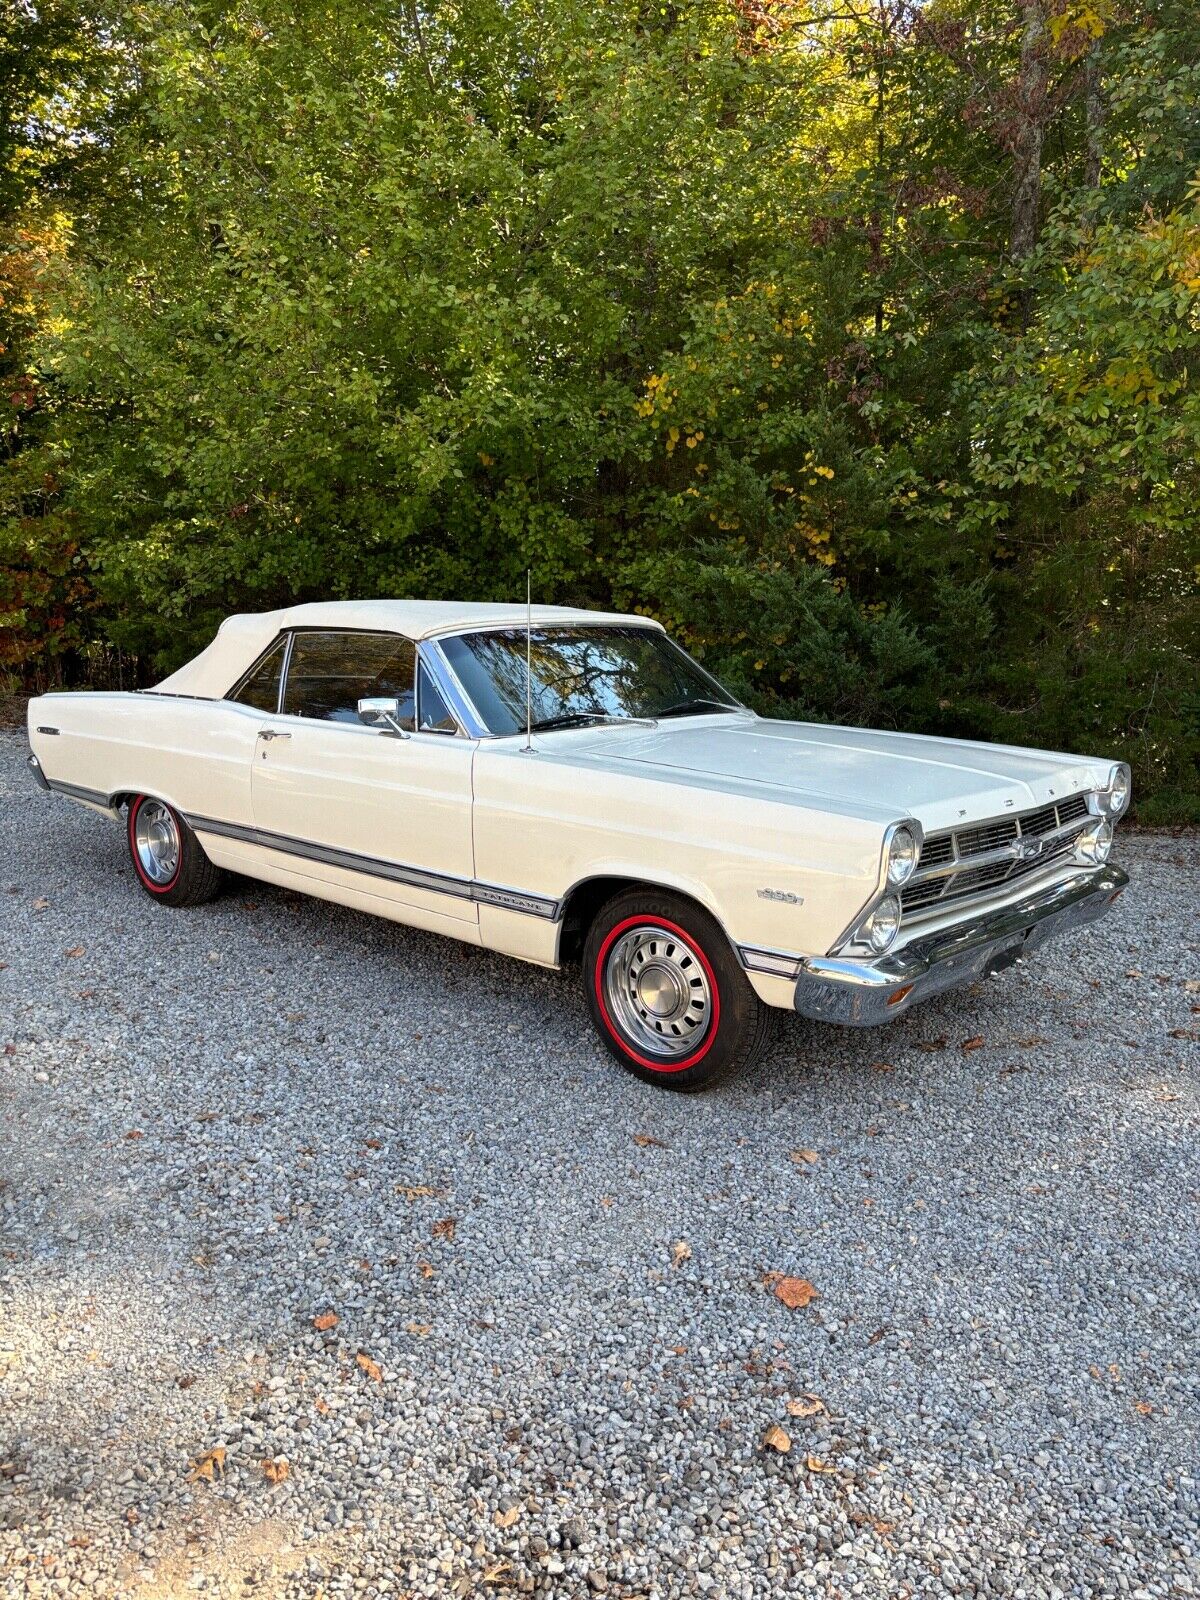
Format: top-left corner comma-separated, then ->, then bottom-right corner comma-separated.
869,1061 -> 894,1073
262,1457 -> 289,1484
786,1394 -> 825,1418
632,1133 -> 668,1148
671,1240 -> 692,1269
417,1260 -> 435,1279
772,1276 -> 820,1310
790,1148 -> 819,1166
356,1352 -> 382,1382
124,1129 -> 143,1140
1168,1027 -> 1199,1041
312,1311 -> 338,1332
762,1423 -> 791,1454
916,1036 -> 948,1052
396,1183 -> 439,1200
431,1217 -> 457,1241
32,897 -> 49,911
805,1454 -> 838,1474
363,1138 -> 382,1150
493,1505 -> 521,1529
186,1446 -> 226,1483
1133,1400 -> 1153,1416
405,1322 -> 431,1337
64,946 -> 85,958
961,1035 -> 985,1052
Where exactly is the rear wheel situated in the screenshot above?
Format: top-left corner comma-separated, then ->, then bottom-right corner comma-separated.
583,889 -> 772,1091
127,795 -> 223,907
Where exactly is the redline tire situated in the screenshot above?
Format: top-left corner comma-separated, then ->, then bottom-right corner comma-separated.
127,795 -> 224,907
583,888 -> 772,1091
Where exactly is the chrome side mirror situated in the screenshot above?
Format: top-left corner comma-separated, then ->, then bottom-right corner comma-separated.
358,697 -> 411,738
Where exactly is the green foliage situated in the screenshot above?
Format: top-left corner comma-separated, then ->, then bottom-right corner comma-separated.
4,0 -> 1198,814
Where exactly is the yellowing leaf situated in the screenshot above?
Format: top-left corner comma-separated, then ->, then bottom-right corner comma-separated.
772,1276 -> 820,1310
187,1446 -> 226,1483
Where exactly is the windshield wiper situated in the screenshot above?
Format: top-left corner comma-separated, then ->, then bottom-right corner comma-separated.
527,710 -> 660,733
527,711 -> 613,733
654,698 -> 741,719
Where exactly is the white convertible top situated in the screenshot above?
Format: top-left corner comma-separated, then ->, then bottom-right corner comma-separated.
153,599 -> 663,701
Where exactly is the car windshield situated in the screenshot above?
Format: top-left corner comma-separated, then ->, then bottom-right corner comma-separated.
439,625 -> 743,736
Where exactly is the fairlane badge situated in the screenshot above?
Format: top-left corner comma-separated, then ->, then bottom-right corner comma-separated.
1012,836 -> 1045,862
758,888 -> 804,905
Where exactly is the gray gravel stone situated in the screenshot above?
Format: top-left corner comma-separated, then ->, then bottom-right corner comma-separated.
0,730 -> 1197,1599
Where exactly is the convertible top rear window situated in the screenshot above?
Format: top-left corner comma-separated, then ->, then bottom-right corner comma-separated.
439,625 -> 739,736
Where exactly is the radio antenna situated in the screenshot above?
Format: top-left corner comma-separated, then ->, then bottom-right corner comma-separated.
523,568 -> 533,753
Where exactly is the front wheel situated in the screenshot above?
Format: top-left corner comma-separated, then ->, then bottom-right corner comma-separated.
127,795 -> 224,906
583,889 -> 772,1091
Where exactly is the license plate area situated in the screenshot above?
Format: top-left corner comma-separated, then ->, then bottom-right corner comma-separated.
983,934 -> 1027,977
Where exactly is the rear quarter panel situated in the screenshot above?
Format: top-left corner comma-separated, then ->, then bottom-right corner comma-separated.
27,691 -> 260,824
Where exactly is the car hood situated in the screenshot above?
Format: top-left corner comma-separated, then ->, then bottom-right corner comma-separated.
561,715 -> 1105,834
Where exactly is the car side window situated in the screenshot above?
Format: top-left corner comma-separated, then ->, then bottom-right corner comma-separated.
417,661 -> 458,734
282,631 -> 416,727
230,637 -> 286,712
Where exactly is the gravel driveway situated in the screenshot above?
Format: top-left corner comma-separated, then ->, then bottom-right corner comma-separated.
1,730 -> 1197,1600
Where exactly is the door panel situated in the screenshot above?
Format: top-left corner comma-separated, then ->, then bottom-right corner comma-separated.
250,720 -> 478,922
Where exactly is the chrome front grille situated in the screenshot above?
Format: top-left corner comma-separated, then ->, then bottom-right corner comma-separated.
902,793 -> 1092,917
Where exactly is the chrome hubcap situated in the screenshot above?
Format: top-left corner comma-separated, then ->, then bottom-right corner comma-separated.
604,925 -> 712,1057
134,800 -> 180,885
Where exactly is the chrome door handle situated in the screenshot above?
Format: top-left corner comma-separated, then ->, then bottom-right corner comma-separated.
259,729 -> 291,741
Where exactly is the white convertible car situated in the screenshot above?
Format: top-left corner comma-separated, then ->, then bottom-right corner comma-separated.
25,600 -> 1129,1089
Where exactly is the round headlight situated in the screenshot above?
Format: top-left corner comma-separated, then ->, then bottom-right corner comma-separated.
886,826 -> 918,886
1107,766 -> 1129,814
864,894 -> 901,953
1076,818 -> 1113,866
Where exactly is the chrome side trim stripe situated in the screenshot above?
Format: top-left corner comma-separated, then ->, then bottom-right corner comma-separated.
48,779 -> 111,807
738,944 -> 804,981
184,813 -> 561,921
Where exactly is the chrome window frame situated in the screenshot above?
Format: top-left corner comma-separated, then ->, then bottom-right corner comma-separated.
226,633 -> 290,715
224,628 -> 472,740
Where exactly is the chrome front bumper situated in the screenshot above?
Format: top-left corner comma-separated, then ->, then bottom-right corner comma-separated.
793,864 -> 1129,1027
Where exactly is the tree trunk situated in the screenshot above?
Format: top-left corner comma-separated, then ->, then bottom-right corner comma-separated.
1010,0 -> 1047,263
1084,43 -> 1104,188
